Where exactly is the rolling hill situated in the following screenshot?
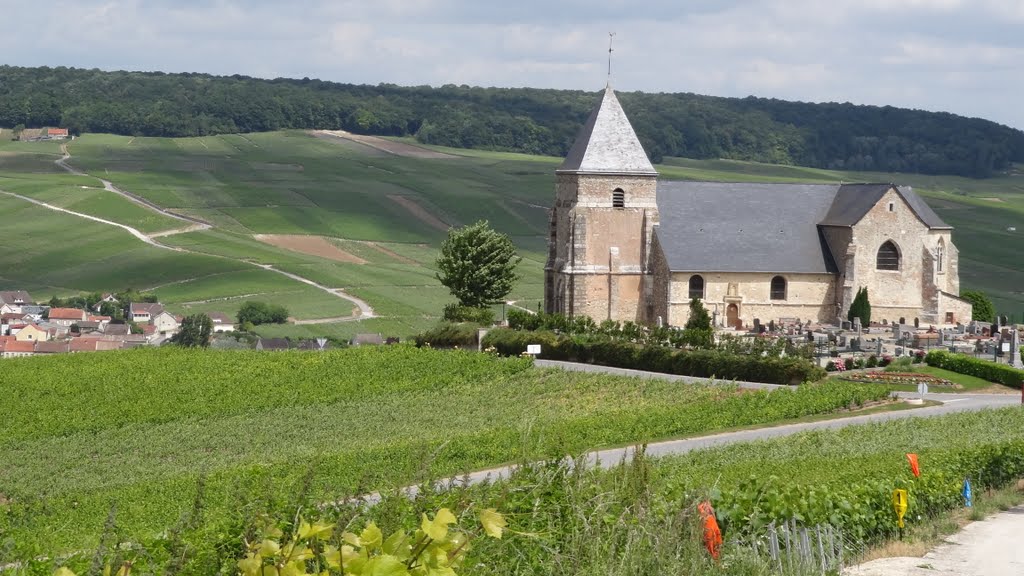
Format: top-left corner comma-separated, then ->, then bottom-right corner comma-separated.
0,128 -> 1021,336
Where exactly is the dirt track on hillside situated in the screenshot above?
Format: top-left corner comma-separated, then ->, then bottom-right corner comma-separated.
254,234 -> 367,264
313,130 -> 456,159
387,194 -> 450,232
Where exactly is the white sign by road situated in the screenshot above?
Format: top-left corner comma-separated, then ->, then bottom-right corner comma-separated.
526,344 -> 542,355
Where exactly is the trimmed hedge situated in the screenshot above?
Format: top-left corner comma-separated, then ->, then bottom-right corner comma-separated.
481,328 -> 826,385
414,322 -> 481,348
925,350 -> 1024,389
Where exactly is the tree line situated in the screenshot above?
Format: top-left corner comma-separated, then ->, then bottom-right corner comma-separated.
2,65 -> 1022,177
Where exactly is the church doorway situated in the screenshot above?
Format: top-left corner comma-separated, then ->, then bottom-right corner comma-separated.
726,303 -> 740,329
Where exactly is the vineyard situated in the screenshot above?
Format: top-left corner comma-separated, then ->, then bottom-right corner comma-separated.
23,407 -> 1024,576
0,346 -> 891,557
654,408 -> 1024,544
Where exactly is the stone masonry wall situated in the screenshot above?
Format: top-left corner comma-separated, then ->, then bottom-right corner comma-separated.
667,272 -> 838,328
545,172 -> 659,322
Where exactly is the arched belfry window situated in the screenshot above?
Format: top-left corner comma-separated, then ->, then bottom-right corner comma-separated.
612,188 -> 625,208
688,275 -> 705,300
936,238 -> 945,273
770,276 -> 787,300
876,241 -> 900,271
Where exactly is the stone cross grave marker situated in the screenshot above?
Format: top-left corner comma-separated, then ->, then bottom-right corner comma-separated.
1011,329 -> 1023,369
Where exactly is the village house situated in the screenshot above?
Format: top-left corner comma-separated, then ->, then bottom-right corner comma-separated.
92,293 -> 120,312
48,307 -> 89,327
208,312 -> 236,332
544,85 -> 973,329
0,291 -> 33,313
12,323 -> 48,343
151,310 -> 180,335
45,127 -> 69,140
129,302 -> 164,323
1,313 -> 31,335
33,341 -> 71,355
0,336 -> 34,358
70,339 -> 124,353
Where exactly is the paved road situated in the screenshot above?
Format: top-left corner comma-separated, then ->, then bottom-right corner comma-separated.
845,506 -> 1024,575
365,361 -> 1020,503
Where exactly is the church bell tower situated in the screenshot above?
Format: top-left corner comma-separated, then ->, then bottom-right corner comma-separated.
544,84 -> 659,322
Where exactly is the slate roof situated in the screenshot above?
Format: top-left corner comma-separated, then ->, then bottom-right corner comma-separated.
654,182 -> 952,274
821,184 -> 951,229
103,323 -> 131,336
0,291 -> 32,305
557,85 -> 657,175
129,302 -> 165,316
256,338 -> 290,351
655,182 -> 839,274
208,312 -> 234,324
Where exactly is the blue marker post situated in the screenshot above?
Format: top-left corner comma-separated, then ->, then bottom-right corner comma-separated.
962,477 -> 973,508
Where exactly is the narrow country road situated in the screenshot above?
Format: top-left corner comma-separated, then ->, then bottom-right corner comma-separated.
2,146 -> 378,322
845,506 -> 1024,575
0,190 -> 172,249
362,361 -> 1021,503
56,143 -> 212,235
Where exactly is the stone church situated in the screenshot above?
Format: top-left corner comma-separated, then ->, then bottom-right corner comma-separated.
544,85 -> 973,329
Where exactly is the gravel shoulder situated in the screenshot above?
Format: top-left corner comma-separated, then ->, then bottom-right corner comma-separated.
845,506 -> 1024,576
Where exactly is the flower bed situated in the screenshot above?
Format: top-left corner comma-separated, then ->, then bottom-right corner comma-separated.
840,371 -> 959,388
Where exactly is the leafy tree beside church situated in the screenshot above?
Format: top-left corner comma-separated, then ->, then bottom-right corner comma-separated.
436,221 -> 521,309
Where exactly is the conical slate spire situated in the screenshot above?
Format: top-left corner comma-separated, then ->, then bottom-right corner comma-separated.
557,84 -> 656,175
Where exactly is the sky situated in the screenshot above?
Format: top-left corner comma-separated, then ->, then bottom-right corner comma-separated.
2,0 -> 1023,130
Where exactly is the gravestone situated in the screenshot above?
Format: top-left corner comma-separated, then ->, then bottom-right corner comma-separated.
853,317 -> 862,333
876,339 -> 884,356
841,320 -> 852,330
1011,330 -> 1023,369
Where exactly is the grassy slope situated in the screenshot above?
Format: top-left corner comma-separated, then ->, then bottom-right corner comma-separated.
1,131 -> 1021,331
0,346 -> 889,554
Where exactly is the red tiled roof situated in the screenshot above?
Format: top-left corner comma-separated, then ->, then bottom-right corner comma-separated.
49,307 -> 87,320
70,339 -> 100,352
88,315 -> 111,322
2,340 -> 34,353
48,128 -> 69,136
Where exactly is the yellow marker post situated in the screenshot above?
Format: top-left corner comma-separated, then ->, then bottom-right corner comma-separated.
892,489 -> 908,537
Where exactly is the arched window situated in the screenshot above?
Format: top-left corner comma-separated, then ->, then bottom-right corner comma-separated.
688,275 -> 705,300
770,276 -> 787,300
876,241 -> 900,271
936,239 -> 945,273
612,188 -> 625,208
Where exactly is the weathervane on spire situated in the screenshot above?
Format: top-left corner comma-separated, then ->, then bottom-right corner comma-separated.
607,32 -> 616,80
